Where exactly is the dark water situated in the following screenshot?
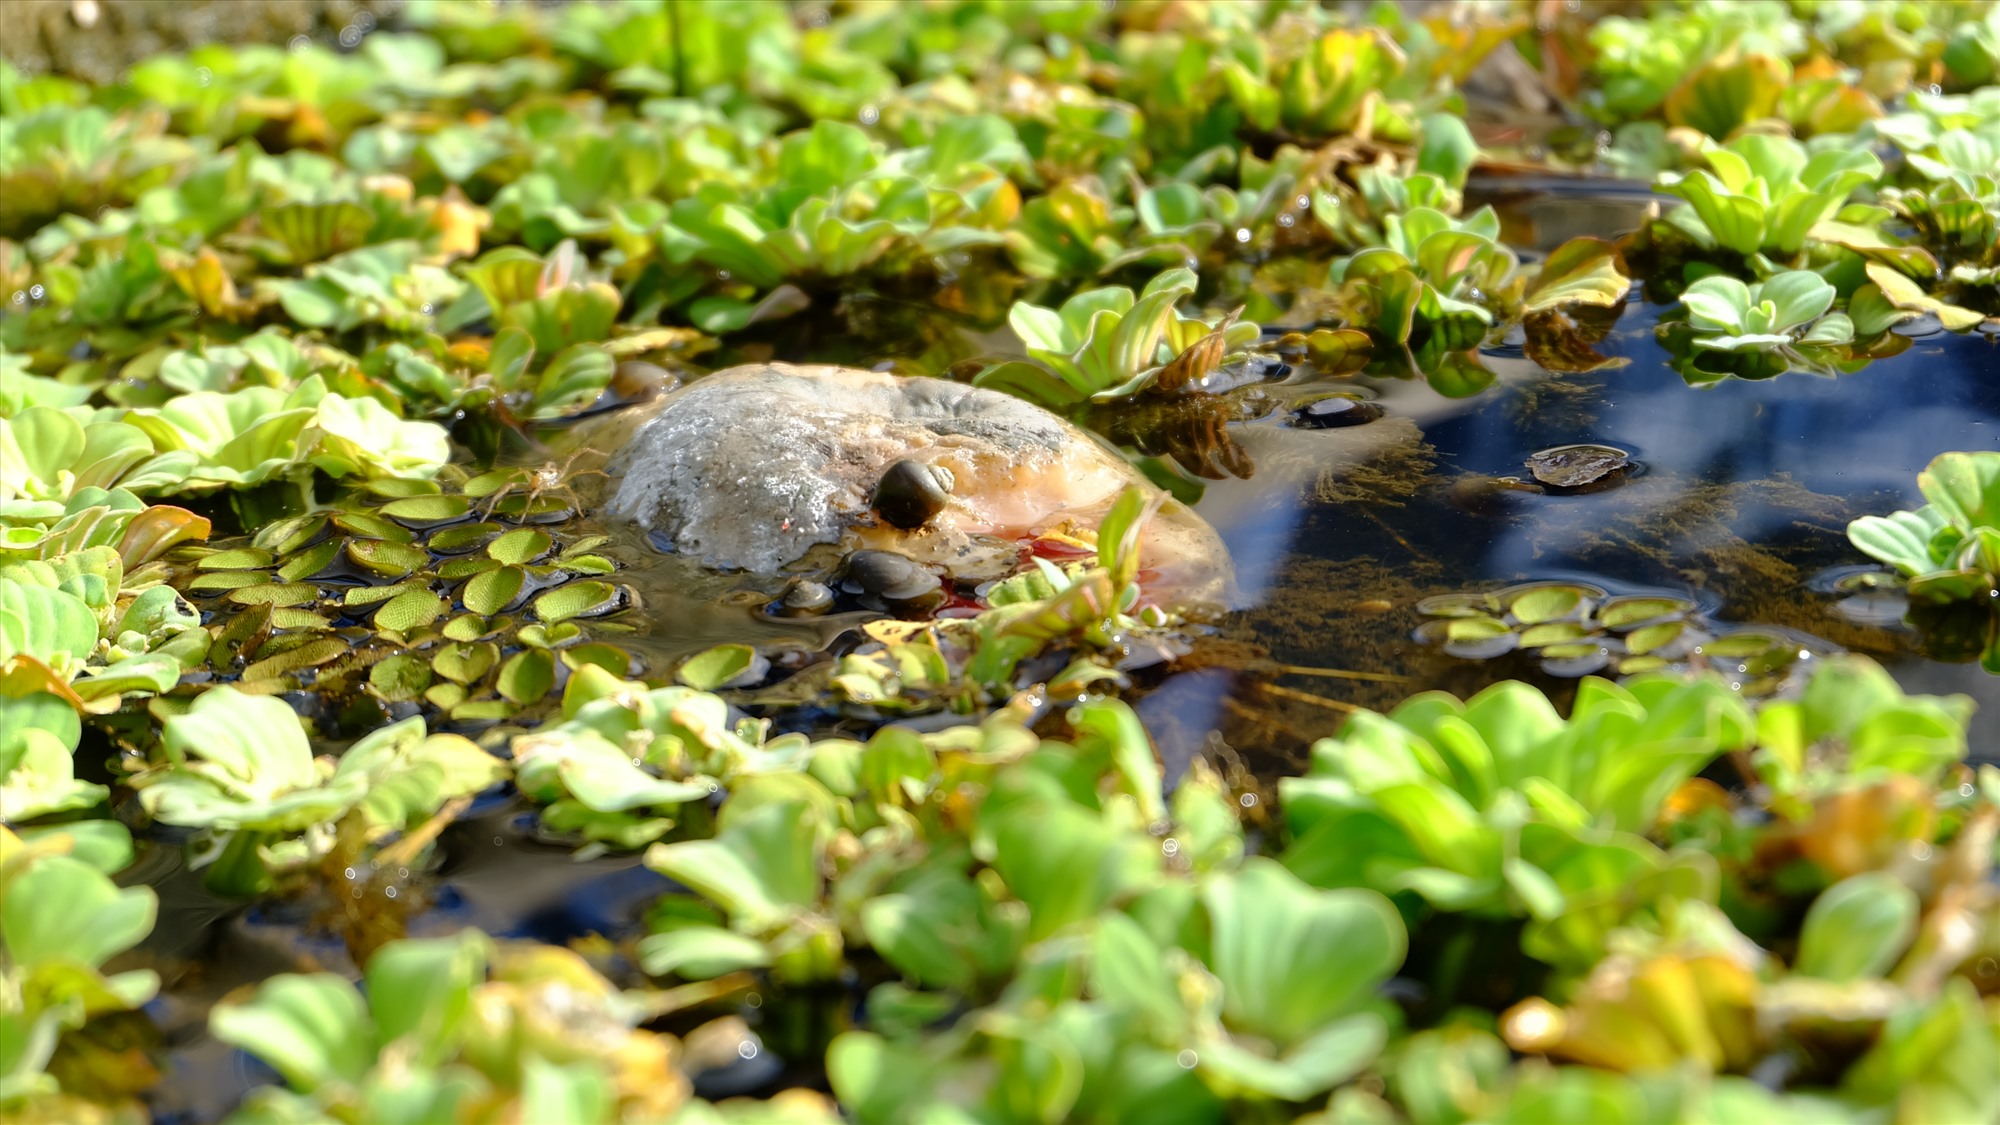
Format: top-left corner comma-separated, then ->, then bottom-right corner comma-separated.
138,189 -> 2000,1120
1197,305 -> 2000,764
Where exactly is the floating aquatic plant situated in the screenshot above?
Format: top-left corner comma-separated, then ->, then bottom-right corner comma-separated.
1653,135 -> 1884,261
976,268 -> 1261,407
5,3 -> 2000,1120
206,929 -> 745,1125
1677,270 -> 1854,351
129,688 -> 504,895
175,476 -> 634,721
1281,672 -> 1754,972
0,826 -> 159,1117
1848,451 -> 2000,672
1415,579 -> 1834,690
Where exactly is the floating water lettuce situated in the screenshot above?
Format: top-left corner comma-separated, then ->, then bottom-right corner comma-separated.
1579,3 -> 1800,129
0,407 -> 191,517
1677,270 -> 1854,352
131,689 -> 504,893
1847,451 -> 2000,671
1326,206 -> 1515,349
208,929 -> 721,1125
976,268 -> 1260,406
0,543 -> 206,712
120,376 -> 449,494
1281,673 -> 1755,971
0,827 -> 159,1117
5,5 -> 1999,1123
1654,135 -> 1883,260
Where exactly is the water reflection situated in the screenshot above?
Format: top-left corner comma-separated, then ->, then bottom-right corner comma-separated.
1209,305 -> 2000,756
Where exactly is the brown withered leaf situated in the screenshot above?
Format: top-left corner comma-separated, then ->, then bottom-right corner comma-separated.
1523,306 -> 1629,374
1154,307 -> 1243,394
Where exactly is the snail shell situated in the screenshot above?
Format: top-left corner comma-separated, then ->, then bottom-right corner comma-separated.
872,459 -> 955,530
842,549 -> 944,609
774,579 -> 834,617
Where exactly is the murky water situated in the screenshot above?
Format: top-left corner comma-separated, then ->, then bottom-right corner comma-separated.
139,188 -> 2000,1119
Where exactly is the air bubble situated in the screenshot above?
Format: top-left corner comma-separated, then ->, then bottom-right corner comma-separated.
1238,793 -> 1258,807
28,285 -> 45,300
195,66 -> 212,87
289,34 -> 312,53
339,26 -> 361,48
1176,1049 -> 1199,1069
1296,194 -> 1310,210
1277,213 -> 1295,227
344,867 -> 357,880
1911,841 -> 1933,861
859,105 -> 881,126
717,269 -> 731,281
737,1040 -> 760,1060
420,303 -> 434,316
384,886 -> 398,898
1234,228 -> 1251,243
1161,839 -> 1180,856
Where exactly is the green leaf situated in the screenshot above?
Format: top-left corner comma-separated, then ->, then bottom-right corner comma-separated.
1200,858 -> 1405,1048
364,930 -> 488,1065
645,798 -> 822,933
1198,1013 -> 1387,1103
1918,452 -> 2000,538
677,643 -> 756,691
496,648 -> 556,704
486,528 -> 552,566
1849,507 -> 1950,575
828,1032 -> 933,1123
209,973 -> 374,1095
636,926 -> 772,979
1757,270 -> 1835,331
1670,173 -> 1766,257
532,580 -> 621,623
1680,275 -> 1751,333
159,687 -> 317,797
1663,53 -> 1787,140
1796,872 -> 1919,981
1415,112 -> 1478,191
0,853 -> 157,974
462,566 -> 526,616
988,799 -> 1157,942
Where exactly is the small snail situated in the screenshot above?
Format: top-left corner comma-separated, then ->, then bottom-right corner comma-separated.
842,549 -> 944,610
1290,394 -> 1382,428
872,459 -> 955,530
774,579 -> 834,618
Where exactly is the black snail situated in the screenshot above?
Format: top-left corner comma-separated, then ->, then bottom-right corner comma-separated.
872,459 -> 955,530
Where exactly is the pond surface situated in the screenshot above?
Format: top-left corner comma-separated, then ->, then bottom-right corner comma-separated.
139,185 -> 2000,1119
